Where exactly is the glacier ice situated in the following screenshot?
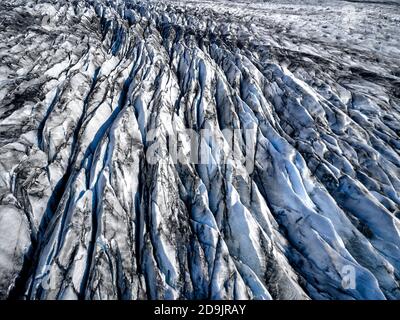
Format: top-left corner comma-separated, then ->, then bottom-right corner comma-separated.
0,0 -> 400,300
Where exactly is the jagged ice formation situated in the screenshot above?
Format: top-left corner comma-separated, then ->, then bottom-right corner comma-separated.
0,0 -> 400,300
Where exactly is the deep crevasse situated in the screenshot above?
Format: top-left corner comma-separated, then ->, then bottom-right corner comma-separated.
0,0 -> 400,300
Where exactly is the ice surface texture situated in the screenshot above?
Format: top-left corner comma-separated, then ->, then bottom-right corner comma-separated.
0,0 -> 400,300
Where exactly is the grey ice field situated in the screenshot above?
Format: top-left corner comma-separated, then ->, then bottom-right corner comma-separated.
0,0 -> 400,300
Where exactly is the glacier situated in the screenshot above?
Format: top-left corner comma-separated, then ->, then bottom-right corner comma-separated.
0,0 -> 400,300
